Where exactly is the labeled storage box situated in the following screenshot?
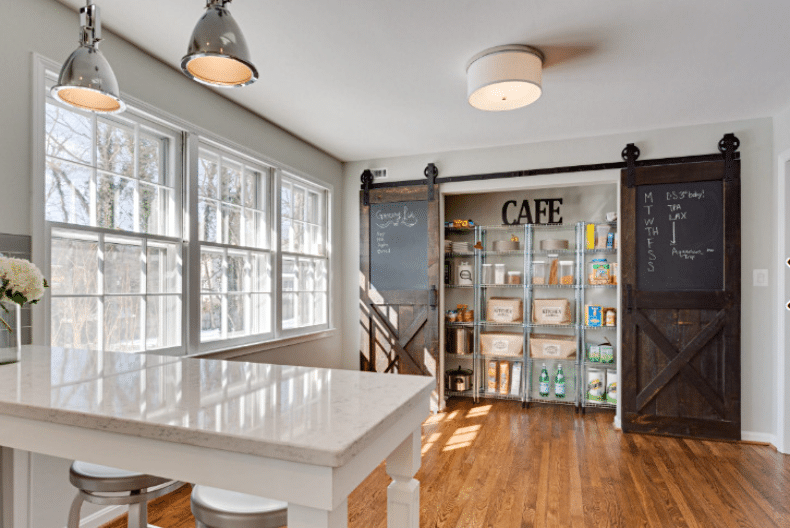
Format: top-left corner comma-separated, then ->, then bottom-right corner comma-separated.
486,297 -> 523,323
532,298 -> 572,325
529,333 -> 577,359
480,331 -> 524,357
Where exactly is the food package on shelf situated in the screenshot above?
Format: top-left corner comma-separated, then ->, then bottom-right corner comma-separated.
480,331 -> 524,357
487,360 -> 498,393
510,363 -> 522,396
498,361 -> 511,395
532,298 -> 572,325
486,297 -> 523,323
606,371 -> 617,404
585,305 -> 602,326
529,333 -> 577,359
586,369 -> 606,402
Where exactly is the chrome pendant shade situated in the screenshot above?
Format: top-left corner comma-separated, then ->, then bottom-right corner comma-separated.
51,3 -> 125,114
181,0 -> 258,87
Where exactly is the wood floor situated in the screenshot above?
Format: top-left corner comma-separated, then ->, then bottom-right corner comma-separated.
102,398 -> 790,528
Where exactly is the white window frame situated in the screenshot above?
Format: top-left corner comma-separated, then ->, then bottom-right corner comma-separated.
32,54 -> 333,356
38,62 -> 186,355
277,171 -> 331,338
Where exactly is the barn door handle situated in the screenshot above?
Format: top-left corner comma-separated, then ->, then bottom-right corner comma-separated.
429,285 -> 438,308
627,284 -> 634,313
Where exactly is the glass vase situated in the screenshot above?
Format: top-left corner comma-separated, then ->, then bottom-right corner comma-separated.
0,303 -> 21,365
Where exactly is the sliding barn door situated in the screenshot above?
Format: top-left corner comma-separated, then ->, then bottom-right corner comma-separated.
621,160 -> 741,440
359,185 -> 439,379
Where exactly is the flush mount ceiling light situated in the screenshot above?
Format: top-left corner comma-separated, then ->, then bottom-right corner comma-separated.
181,0 -> 258,87
51,2 -> 125,114
466,45 -> 544,111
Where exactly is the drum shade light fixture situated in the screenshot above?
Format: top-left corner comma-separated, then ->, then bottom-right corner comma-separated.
51,2 -> 125,114
181,0 -> 258,87
467,45 -> 544,111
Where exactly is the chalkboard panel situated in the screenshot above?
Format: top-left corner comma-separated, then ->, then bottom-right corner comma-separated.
636,180 -> 724,291
370,201 -> 428,291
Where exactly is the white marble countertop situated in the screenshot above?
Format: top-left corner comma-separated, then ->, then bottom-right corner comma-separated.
0,346 -> 434,467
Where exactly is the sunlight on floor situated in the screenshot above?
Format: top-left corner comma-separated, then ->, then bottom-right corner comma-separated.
421,432 -> 443,455
442,424 -> 481,452
465,404 -> 492,418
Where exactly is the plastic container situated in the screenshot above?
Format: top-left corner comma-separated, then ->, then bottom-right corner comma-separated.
482,263 -> 493,284
507,271 -> 522,285
587,258 -> 610,285
595,224 -> 610,249
559,260 -> 574,285
532,261 -> 546,285
494,263 -> 506,284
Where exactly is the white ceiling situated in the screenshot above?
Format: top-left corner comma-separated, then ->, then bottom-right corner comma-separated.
56,0 -> 790,162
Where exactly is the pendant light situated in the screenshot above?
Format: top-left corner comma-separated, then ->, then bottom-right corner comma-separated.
181,0 -> 258,87
51,2 -> 125,114
467,45 -> 544,111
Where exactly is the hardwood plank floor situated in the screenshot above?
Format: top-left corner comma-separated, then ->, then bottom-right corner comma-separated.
102,399 -> 790,528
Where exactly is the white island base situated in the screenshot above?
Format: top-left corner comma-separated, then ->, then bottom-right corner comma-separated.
0,346 -> 434,528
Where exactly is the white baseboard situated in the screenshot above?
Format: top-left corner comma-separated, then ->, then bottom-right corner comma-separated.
741,431 -> 778,449
70,505 -> 124,528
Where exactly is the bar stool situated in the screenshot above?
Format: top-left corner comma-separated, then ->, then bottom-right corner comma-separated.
190,485 -> 287,528
67,461 -> 184,528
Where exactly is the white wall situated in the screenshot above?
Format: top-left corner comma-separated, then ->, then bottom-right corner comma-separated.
773,104 -> 790,453
0,0 -> 344,526
343,117 -> 778,442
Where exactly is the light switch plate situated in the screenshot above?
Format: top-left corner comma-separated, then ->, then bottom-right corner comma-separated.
753,269 -> 768,287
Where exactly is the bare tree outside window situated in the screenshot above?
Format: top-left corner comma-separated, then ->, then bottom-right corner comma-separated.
45,98 -> 181,353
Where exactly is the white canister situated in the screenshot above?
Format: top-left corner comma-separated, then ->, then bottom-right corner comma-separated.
456,262 -> 474,286
494,263 -> 506,284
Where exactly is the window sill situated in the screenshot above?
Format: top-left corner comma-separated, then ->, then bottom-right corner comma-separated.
189,328 -> 337,361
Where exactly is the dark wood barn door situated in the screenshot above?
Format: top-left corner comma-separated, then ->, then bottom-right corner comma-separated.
621,159 -> 741,440
359,185 -> 440,380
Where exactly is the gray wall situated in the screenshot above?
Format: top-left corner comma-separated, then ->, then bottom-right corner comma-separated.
343,117 -> 779,444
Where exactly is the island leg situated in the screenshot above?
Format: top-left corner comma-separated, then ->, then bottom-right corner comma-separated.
289,500 -> 348,528
386,427 -> 421,528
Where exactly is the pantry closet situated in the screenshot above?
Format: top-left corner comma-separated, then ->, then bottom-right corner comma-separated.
441,178 -> 621,414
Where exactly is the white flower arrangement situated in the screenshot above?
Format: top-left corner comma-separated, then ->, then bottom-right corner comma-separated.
0,256 -> 49,333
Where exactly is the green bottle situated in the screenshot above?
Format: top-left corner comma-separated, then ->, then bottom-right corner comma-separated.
539,364 -> 550,397
554,365 -> 566,398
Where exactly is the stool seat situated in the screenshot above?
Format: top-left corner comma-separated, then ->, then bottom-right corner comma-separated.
191,485 -> 287,528
70,461 -> 172,493
67,461 -> 183,528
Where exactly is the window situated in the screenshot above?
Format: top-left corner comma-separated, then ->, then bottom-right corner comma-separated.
197,145 -> 273,344
44,89 -> 183,353
40,61 -> 331,355
280,175 -> 328,331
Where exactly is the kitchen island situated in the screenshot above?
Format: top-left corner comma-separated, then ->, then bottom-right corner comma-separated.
0,346 -> 433,528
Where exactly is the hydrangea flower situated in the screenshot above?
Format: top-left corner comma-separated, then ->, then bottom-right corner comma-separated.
0,256 -> 49,333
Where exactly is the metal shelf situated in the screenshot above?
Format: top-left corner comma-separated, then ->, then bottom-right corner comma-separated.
445,252 -> 475,257
441,221 -> 619,410
445,284 -> 474,289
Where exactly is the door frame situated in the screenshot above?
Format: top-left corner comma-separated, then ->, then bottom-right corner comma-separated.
439,170 -> 621,416
777,149 -> 790,454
